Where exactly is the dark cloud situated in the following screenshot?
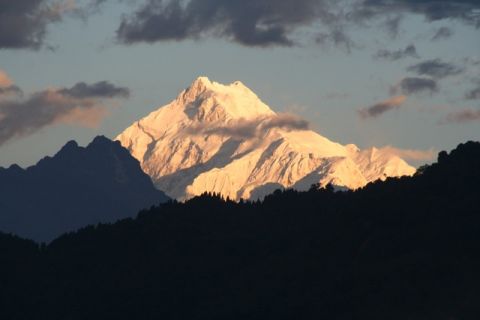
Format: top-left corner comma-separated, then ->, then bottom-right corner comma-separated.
442,109 -> 480,124
407,59 -> 465,79
358,95 -> 407,118
464,57 -> 480,66
0,0 -> 73,49
354,0 -> 480,26
466,87 -> 480,100
392,77 -> 438,95
384,15 -> 403,38
0,85 -> 23,97
315,27 -> 356,53
431,26 -> 454,41
187,113 -> 310,140
3,0 -> 478,50
0,81 -> 129,146
374,44 -> 419,61
117,0 -> 335,47
112,0 -> 480,48
59,81 -> 130,98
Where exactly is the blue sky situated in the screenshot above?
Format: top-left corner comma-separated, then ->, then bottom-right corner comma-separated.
0,0 -> 479,167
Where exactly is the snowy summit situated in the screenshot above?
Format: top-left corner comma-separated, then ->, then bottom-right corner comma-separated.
116,77 -> 415,200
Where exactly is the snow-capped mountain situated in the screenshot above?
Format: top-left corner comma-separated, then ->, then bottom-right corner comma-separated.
116,77 -> 415,200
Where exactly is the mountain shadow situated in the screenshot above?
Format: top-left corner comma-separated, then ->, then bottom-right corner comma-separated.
0,141 -> 479,319
0,136 -> 169,242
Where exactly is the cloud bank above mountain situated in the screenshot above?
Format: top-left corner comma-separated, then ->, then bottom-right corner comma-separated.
4,0 -> 477,50
114,0 -> 480,48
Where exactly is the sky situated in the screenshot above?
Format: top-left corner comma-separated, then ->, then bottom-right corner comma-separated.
0,0 -> 479,168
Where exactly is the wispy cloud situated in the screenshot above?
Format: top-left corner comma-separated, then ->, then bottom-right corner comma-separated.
391,77 -> 438,95
187,113 -> 309,140
407,59 -> 465,79
0,69 -> 22,99
373,44 -> 419,61
441,109 -> 480,124
465,79 -> 480,100
0,70 -> 13,87
431,27 -> 454,41
352,0 -> 480,26
376,145 -> 437,162
0,80 -> 129,146
358,95 -> 407,119
58,81 -> 130,98
0,85 -> 23,98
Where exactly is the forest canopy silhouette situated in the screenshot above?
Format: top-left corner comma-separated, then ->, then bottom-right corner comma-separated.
1,141 -> 479,320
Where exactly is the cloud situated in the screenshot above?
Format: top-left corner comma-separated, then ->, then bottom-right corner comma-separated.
187,113 -> 310,139
116,0 -> 336,47
0,70 -> 23,98
407,59 -> 465,79
4,0 -> 479,50
315,27 -> 356,53
0,70 -> 13,87
0,85 -> 23,98
465,79 -> 480,100
58,81 -> 130,98
464,57 -> 480,66
391,77 -> 438,95
466,87 -> 480,100
353,0 -> 480,27
373,44 -> 419,61
431,26 -> 454,41
112,0 -> 480,48
0,0 -> 75,50
442,109 -> 480,124
0,81 -> 129,146
383,14 -> 403,38
358,95 -> 407,118
376,145 -> 436,162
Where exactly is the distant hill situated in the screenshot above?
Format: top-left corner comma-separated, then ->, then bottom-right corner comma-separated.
0,136 -> 169,242
0,141 -> 479,319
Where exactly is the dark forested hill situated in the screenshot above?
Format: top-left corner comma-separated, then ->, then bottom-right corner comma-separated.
0,136 -> 169,242
1,141 -> 479,319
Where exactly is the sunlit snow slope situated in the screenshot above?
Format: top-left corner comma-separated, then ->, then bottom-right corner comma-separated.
116,77 -> 415,200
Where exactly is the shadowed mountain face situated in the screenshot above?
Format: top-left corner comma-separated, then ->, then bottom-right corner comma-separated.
0,136 -> 169,242
0,141 -> 478,319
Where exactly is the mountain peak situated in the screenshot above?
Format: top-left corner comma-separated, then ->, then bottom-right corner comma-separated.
88,135 -> 115,148
60,140 -> 79,151
193,76 -> 212,85
0,136 -> 169,242
172,77 -> 275,122
53,140 -> 80,160
188,76 -> 214,92
185,77 -> 257,99
116,78 -> 416,200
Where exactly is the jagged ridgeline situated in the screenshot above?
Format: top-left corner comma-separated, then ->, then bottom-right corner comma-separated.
116,77 -> 416,201
0,136 -> 169,242
1,141 -> 479,319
